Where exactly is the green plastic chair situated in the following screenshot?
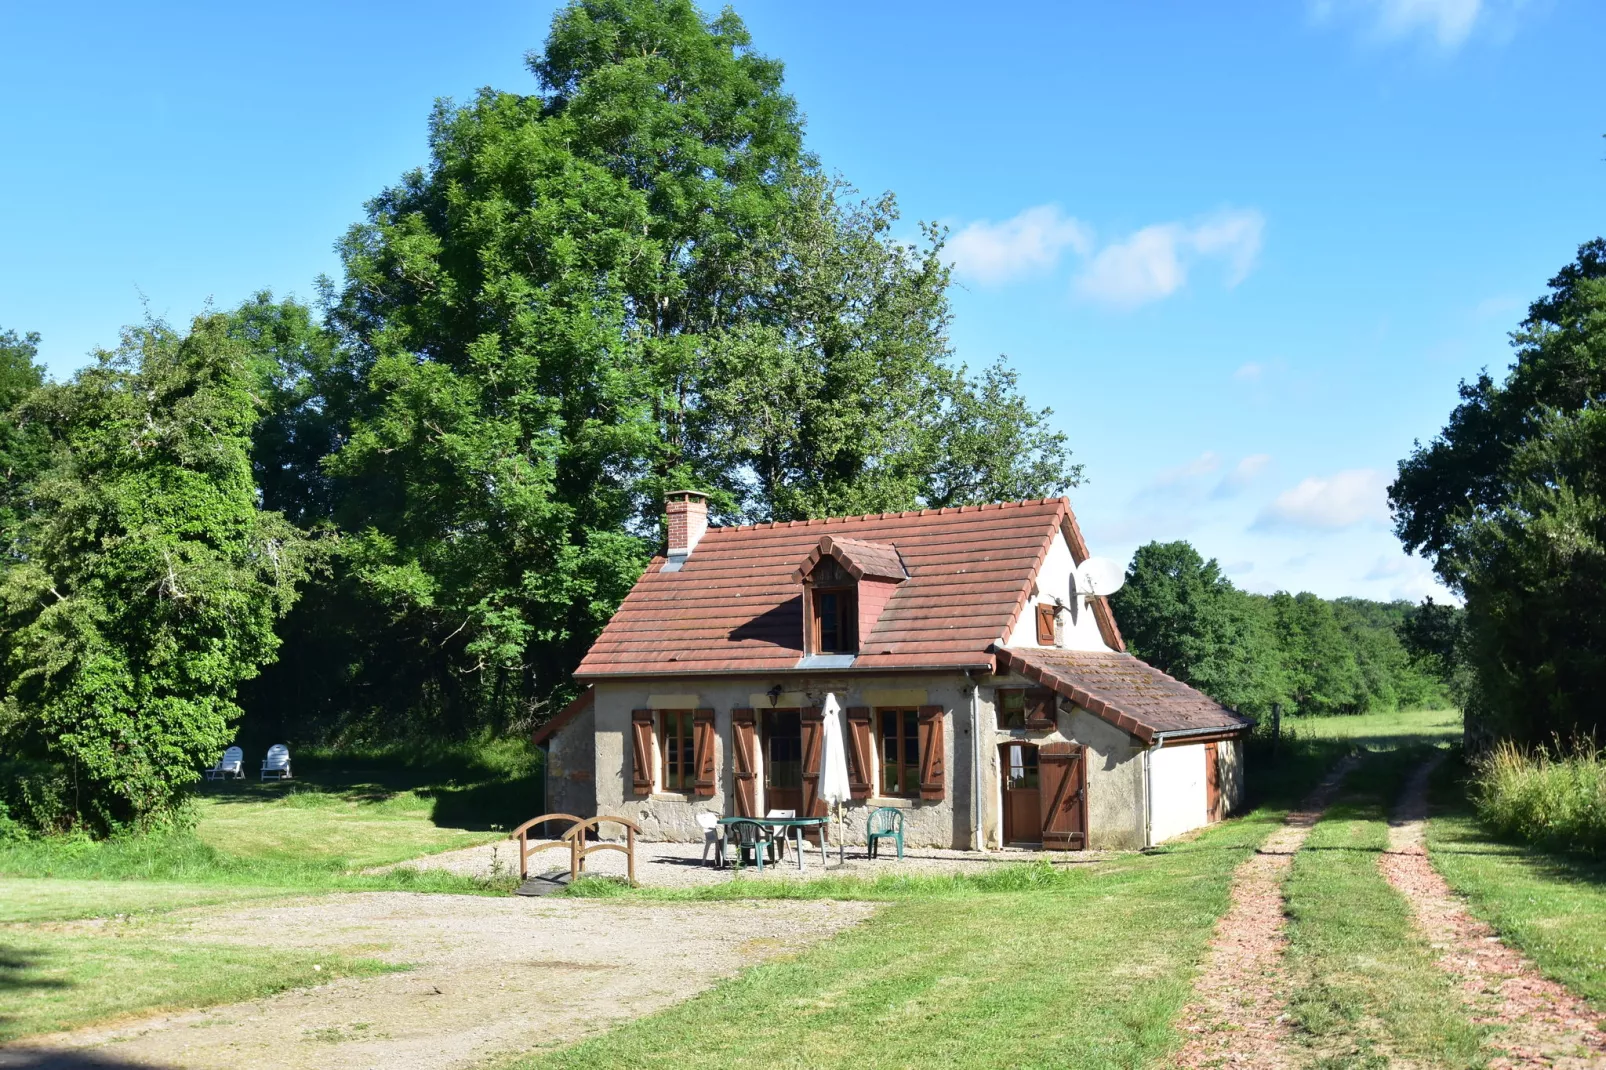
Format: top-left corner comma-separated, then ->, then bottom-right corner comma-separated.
722,819 -> 773,872
866,807 -> 905,861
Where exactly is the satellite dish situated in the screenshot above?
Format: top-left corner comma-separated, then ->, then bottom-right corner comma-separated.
1073,557 -> 1125,599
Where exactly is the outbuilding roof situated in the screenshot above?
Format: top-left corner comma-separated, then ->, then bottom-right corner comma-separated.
575,498 -> 1124,677
994,646 -> 1252,744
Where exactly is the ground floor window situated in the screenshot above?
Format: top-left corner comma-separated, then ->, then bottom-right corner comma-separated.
660,710 -> 695,791
878,708 -> 919,797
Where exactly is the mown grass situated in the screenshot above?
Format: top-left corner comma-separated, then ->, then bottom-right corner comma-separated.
1284,706 -> 1462,747
1284,746 -> 1490,1069
1427,754 -> 1606,1009
0,926 -> 401,1042
514,799 -> 1310,1070
1466,740 -> 1606,857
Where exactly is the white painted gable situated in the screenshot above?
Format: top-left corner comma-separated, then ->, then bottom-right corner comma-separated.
1005,528 -> 1115,652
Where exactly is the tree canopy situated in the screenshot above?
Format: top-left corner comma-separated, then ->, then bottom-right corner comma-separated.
1112,540 -> 1446,720
1390,239 -> 1606,743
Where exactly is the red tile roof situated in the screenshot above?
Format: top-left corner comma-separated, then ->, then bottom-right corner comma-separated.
995,646 -> 1251,744
575,498 -> 1124,678
792,536 -> 908,583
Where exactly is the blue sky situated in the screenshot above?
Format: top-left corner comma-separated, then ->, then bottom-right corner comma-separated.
2,0 -> 1601,602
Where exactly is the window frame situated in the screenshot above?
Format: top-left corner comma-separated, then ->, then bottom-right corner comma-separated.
996,689 -> 1027,730
876,707 -> 920,798
659,709 -> 697,793
811,585 -> 859,654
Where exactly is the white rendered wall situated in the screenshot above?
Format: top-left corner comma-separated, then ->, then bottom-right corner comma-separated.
1148,743 -> 1208,844
1005,530 -> 1112,652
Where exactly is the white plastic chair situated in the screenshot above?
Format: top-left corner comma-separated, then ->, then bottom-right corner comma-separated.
260,744 -> 293,781
765,808 -> 796,861
695,811 -> 725,867
206,746 -> 244,781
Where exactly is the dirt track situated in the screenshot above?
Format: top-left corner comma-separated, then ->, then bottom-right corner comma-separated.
0,893 -> 874,1070
1173,757 -> 1358,1070
1381,757 -> 1606,1069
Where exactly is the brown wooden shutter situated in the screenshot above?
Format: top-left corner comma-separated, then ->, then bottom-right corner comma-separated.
1039,742 -> 1087,850
800,707 -> 826,817
845,707 -> 873,799
692,709 -> 717,797
1035,603 -> 1056,644
730,708 -> 758,817
1205,741 -> 1221,822
917,705 -> 945,800
630,709 -> 654,796
1024,687 -> 1057,730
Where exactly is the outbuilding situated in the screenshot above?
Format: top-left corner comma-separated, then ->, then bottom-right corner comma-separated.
536,493 -> 1249,850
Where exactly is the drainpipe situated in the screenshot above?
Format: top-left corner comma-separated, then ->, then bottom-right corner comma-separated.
968,670 -> 986,852
1142,743 -> 1154,849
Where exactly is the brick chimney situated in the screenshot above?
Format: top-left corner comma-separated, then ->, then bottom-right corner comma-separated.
665,490 -> 709,559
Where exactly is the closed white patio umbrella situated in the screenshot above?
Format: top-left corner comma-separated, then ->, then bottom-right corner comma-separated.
820,693 -> 852,864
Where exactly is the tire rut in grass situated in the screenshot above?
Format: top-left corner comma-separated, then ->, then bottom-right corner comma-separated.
1382,755 -> 1606,1069
1173,756 -> 1360,1070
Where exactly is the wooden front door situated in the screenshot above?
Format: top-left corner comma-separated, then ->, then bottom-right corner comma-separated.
1000,742 -> 1041,845
1039,743 -> 1087,851
762,709 -> 803,813
1205,741 -> 1221,822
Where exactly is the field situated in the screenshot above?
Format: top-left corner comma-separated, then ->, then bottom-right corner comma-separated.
3,710 -> 1604,1068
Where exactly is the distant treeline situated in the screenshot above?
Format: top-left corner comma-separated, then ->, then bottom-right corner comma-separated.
1111,541 -> 1450,721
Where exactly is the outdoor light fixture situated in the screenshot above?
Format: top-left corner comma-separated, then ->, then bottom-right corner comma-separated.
767,684 -> 783,707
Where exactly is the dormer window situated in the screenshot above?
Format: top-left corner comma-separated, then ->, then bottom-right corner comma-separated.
793,535 -> 908,660
814,585 -> 858,653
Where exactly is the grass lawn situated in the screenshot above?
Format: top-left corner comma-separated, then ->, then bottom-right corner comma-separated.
1284,746 -> 1490,1069
0,919 -> 401,1043
1427,756 -> 1606,1010
1284,707 -> 1461,747
522,809 -> 1291,1070
0,739 -> 542,1043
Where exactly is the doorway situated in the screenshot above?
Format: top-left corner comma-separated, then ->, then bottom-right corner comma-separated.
762,709 -> 803,812
999,741 -> 1041,845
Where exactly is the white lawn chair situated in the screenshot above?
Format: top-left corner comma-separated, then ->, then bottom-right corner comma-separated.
695,811 -> 725,868
765,808 -> 796,862
260,744 -> 293,781
206,746 -> 244,780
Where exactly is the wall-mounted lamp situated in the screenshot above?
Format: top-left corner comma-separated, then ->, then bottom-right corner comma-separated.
766,684 -> 784,708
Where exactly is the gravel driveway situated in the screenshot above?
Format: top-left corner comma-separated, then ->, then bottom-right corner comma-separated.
0,892 -> 875,1070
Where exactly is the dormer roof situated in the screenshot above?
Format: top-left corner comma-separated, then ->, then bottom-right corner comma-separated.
792,536 -> 908,584
575,498 -> 1124,677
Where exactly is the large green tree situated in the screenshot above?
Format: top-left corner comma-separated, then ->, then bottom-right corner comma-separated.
264,0 -> 1076,739
0,329 -> 50,566
1110,541 -> 1280,716
1391,239 -> 1606,742
0,315 -> 313,829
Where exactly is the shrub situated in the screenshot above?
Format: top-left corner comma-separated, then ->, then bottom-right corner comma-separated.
1472,740 -> 1606,856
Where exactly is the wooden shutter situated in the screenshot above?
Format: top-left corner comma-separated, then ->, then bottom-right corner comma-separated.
845,707 -> 873,799
1024,687 -> 1056,730
731,708 -> 758,817
917,705 -> 945,800
630,709 -> 654,796
1036,603 -> 1056,644
1039,742 -> 1087,850
1205,741 -> 1221,822
692,709 -> 717,797
800,707 -> 826,817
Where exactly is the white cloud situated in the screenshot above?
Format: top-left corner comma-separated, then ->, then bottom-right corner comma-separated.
947,205 -> 1092,286
1312,0 -> 1526,50
1213,454 -> 1272,498
1073,209 -> 1264,309
1254,468 -> 1392,530
1234,362 -> 1265,382
1151,451 -> 1222,488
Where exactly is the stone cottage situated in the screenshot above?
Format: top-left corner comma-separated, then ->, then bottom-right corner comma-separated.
534,493 -> 1250,850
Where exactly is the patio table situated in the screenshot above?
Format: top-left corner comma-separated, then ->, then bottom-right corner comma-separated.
717,815 -> 831,871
